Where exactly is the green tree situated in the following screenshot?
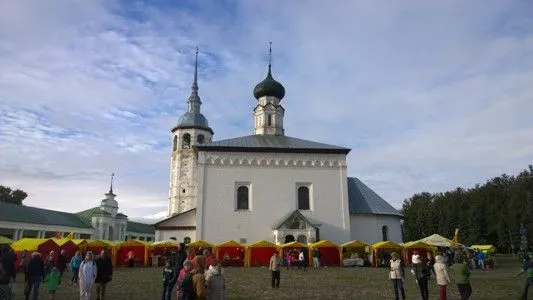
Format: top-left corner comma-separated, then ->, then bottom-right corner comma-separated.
0,185 -> 28,205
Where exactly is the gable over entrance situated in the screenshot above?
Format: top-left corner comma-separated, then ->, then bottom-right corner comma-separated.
272,210 -> 320,245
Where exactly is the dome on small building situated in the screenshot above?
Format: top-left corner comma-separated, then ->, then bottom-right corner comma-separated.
253,66 -> 285,100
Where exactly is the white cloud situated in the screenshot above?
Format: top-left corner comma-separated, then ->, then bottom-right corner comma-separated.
1,0 -> 532,220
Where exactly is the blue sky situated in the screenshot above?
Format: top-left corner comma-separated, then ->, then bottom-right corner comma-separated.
1,0 -> 532,222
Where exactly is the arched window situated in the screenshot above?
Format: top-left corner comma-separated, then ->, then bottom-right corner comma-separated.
184,237 -> 191,244
172,136 -> 178,151
237,186 -> 249,210
284,235 -> 295,243
267,114 -> 272,126
197,134 -> 205,144
298,186 -> 310,210
382,225 -> 389,241
182,133 -> 191,148
297,235 -> 307,244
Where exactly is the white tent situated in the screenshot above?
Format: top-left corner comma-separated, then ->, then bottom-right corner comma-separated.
419,234 -> 453,247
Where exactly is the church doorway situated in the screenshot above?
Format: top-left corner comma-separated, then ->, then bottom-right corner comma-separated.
297,235 -> 307,244
284,235 -> 295,243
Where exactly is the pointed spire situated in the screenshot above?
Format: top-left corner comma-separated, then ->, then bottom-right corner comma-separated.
108,173 -> 115,195
267,42 -> 273,77
187,47 -> 202,113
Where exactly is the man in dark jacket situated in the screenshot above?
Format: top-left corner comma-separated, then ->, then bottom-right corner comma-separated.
25,252 -> 45,300
57,250 -> 67,278
414,260 -> 430,300
95,250 -> 113,300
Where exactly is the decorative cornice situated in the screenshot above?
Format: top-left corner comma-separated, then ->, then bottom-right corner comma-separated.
203,155 -> 347,168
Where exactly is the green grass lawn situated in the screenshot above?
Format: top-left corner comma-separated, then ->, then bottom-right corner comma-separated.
12,255 -> 527,299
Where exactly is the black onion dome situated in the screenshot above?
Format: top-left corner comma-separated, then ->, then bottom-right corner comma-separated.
253,66 -> 285,100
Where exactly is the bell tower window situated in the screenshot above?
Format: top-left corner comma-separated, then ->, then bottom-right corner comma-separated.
172,136 -> 178,151
197,134 -> 205,144
182,133 -> 191,149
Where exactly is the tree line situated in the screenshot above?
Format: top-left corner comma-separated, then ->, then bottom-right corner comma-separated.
402,165 -> 533,252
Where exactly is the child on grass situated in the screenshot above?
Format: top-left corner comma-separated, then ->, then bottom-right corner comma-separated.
162,259 -> 175,300
44,267 -> 61,300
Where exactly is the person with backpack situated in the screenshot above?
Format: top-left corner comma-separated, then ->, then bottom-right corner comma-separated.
79,251 -> 97,300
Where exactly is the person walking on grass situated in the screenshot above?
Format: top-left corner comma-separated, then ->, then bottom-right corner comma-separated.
177,260 -> 194,300
162,259 -> 175,300
70,251 -> 82,285
44,267 -> 61,300
413,256 -> 430,300
389,252 -> 406,300
78,251 -> 97,300
191,256 -> 207,300
451,254 -> 472,300
95,250 -> 113,300
312,248 -> 320,269
269,252 -> 282,288
516,255 -> 533,300
57,250 -> 67,278
434,254 -> 451,300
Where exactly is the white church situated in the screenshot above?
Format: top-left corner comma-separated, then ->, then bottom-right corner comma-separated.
154,48 -> 402,246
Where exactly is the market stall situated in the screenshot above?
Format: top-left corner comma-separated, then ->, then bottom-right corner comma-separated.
402,240 -> 435,264
54,238 -> 78,262
371,241 -> 402,267
188,240 -> 215,255
116,240 -> 149,267
471,245 -> 496,254
309,240 -> 340,266
278,241 -> 307,268
341,240 -> 369,267
245,240 -> 277,267
85,240 -> 119,266
216,240 -> 245,267
150,240 -> 180,267
10,238 -> 60,266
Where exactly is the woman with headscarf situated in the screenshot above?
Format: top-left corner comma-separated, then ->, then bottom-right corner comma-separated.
434,254 -> 451,300
79,251 -> 97,300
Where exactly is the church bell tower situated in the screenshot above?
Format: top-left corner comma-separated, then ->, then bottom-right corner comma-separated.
168,48 -> 213,216
252,43 -> 286,136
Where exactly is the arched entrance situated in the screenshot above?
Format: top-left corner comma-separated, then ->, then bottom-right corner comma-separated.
297,235 -> 307,244
284,235 -> 295,243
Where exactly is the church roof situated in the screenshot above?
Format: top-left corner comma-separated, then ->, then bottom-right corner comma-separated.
126,221 -> 155,234
347,177 -> 402,217
0,202 -> 92,229
172,112 -> 213,134
196,135 -> 350,154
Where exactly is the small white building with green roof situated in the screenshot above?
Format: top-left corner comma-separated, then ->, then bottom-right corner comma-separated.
0,184 -> 155,241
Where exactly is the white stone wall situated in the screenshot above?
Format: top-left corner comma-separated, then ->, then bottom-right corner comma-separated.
349,214 -> 403,244
196,151 -> 351,244
156,229 -> 196,243
169,128 -> 213,216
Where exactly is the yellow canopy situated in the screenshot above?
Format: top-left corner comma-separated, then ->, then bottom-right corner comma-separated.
151,240 -> 179,247
278,241 -> 306,248
246,240 -> 276,248
471,245 -> 496,253
216,240 -> 243,248
86,240 -> 119,248
71,239 -> 87,246
10,238 -> 52,251
53,238 -> 76,246
309,240 -> 339,248
0,236 -> 14,245
372,241 -> 402,249
189,240 -> 215,248
118,239 -> 148,247
403,241 -> 435,250
342,240 -> 369,248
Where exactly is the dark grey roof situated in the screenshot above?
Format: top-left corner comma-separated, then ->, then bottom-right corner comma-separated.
271,210 -> 321,230
172,112 -> 213,134
196,135 -> 350,154
0,202 -> 93,228
347,177 -> 402,217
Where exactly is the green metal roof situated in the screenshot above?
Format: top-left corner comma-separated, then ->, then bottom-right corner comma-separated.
75,207 -> 111,225
196,135 -> 350,154
0,202 -> 92,228
126,221 -> 155,234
